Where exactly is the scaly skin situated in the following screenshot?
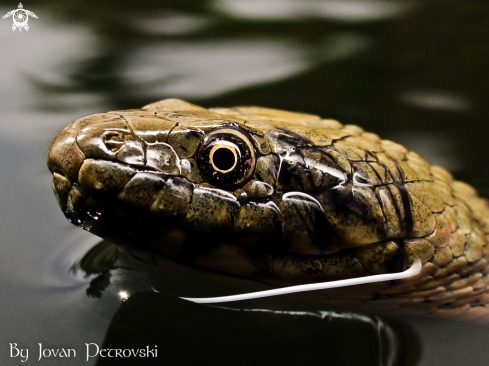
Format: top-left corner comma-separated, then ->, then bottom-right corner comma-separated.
47,99 -> 489,320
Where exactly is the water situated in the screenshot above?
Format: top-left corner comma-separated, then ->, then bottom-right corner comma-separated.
1,0 -> 489,365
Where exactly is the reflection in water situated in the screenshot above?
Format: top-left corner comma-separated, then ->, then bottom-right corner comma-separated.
122,40 -> 310,98
74,242 -> 416,366
212,0 -> 411,22
215,306 -> 403,366
95,291 -> 417,366
129,12 -> 211,36
117,290 -> 129,301
399,90 -> 471,112
0,17 -> 98,141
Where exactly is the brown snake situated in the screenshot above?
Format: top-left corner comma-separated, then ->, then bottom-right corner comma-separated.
47,98 -> 489,321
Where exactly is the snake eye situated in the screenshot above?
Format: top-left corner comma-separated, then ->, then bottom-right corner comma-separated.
197,128 -> 256,189
103,132 -> 124,153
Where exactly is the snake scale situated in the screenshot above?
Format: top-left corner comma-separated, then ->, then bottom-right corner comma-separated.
47,99 -> 489,321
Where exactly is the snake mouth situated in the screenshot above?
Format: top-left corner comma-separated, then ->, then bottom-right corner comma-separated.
50,155 -> 196,249
51,162 -> 142,248
51,169 -> 89,226
50,158 -> 136,228
51,159 -> 141,228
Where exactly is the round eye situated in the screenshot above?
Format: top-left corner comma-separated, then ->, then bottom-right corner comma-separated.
103,132 -> 124,153
197,128 -> 256,188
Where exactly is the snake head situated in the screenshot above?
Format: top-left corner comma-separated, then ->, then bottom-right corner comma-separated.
47,99 -> 384,259
46,99 -> 267,249
47,98 -> 489,315
50,98 -> 449,287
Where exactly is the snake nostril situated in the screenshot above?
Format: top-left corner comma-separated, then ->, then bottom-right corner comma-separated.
53,169 -> 67,179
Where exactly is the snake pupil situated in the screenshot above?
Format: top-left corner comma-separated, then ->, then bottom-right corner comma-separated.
212,147 -> 236,172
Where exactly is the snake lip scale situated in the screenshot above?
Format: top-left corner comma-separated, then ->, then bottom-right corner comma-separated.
47,98 -> 489,321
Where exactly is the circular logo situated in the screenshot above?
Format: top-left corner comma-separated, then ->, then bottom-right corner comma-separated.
12,9 -> 28,28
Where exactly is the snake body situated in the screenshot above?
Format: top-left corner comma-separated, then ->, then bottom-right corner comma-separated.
47,99 -> 489,320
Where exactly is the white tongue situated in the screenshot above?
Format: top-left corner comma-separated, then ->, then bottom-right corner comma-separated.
181,259 -> 422,304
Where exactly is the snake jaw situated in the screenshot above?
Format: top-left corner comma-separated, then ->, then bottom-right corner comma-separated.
47,120 -> 88,225
50,169 -> 88,226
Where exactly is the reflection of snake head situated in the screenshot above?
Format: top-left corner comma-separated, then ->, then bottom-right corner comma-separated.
48,99 -> 489,317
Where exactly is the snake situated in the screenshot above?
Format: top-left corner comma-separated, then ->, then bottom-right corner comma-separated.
47,98 -> 489,321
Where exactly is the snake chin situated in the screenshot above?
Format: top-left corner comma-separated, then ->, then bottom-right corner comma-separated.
51,170 -> 86,226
